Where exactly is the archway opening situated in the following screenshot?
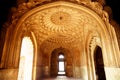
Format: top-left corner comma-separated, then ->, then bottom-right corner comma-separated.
94,46 -> 106,80
18,37 -> 34,80
58,54 -> 65,75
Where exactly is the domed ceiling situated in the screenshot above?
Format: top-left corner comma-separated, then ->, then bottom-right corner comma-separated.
10,1 -> 109,54
19,1 -> 105,54
21,4 -> 99,49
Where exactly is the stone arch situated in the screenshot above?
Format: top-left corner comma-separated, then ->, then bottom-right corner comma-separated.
1,1 -> 119,80
50,47 -> 73,77
10,1 -> 115,63
11,1 -> 116,62
85,20 -> 119,80
85,32 -> 102,80
17,31 -> 37,80
18,36 -> 34,80
0,29 -> 38,80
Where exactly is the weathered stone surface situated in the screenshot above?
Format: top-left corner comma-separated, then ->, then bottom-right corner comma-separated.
0,69 -> 18,80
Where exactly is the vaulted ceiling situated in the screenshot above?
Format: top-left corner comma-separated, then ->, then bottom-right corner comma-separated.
0,1 -> 119,69
10,1 -> 108,55
0,0 -> 119,54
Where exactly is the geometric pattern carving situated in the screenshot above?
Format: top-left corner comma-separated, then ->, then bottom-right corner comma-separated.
21,5 -> 99,47
42,7 -> 81,33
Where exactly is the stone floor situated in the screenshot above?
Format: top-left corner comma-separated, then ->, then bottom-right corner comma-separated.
42,76 -> 83,80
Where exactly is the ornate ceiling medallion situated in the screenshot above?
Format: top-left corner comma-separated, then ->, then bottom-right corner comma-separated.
51,11 -> 70,25
42,6 -> 81,33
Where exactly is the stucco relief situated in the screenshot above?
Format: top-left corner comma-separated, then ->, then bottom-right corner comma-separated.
42,6 -> 81,33
20,5 -> 99,47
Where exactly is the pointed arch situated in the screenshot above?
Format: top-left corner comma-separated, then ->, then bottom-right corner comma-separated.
17,31 -> 37,80
94,46 -> 106,80
18,36 -> 34,80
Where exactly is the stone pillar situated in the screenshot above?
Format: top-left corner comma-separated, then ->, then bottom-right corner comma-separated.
35,46 -> 43,80
66,51 -> 73,77
43,54 -> 50,77
72,47 -> 81,78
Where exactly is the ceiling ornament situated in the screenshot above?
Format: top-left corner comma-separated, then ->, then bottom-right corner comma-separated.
41,7 -> 82,33
21,5 -> 98,45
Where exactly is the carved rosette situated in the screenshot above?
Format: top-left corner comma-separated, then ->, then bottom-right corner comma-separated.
40,7 -> 82,33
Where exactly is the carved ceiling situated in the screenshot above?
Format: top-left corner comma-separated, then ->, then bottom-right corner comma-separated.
19,1 -> 106,54
9,1 -> 109,54
21,5 -> 99,49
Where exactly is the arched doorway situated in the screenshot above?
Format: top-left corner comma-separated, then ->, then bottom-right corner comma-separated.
50,52 -> 66,77
50,51 -> 58,77
58,53 -> 65,75
18,37 -> 34,80
94,46 -> 106,80
50,48 -> 73,77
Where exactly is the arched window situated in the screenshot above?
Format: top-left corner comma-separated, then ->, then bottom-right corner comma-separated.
18,37 -> 34,80
58,54 -> 65,75
59,54 -> 64,59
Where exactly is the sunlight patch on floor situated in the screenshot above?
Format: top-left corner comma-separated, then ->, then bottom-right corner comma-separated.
43,76 -> 83,80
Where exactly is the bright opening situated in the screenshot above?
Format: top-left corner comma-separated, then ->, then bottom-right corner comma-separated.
59,61 -> 64,71
18,37 -> 33,80
58,54 -> 65,75
59,55 -> 64,59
